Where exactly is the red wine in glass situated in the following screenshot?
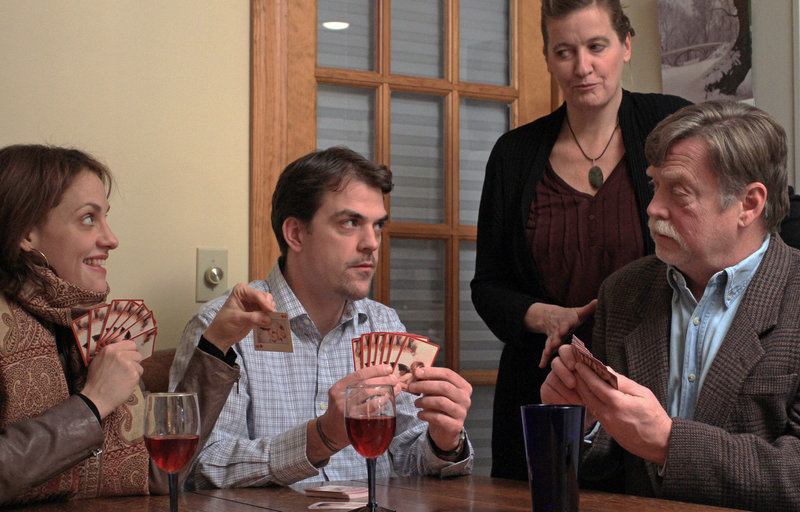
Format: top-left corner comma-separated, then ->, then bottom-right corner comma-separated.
145,434 -> 200,473
344,384 -> 396,512
346,416 -> 395,459
145,392 -> 200,512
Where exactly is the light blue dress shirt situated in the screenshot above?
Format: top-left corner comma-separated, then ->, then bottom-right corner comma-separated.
666,235 -> 770,419
169,263 -> 472,489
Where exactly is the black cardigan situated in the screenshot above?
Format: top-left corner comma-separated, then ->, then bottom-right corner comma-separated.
470,90 -> 691,480
471,90 -> 690,347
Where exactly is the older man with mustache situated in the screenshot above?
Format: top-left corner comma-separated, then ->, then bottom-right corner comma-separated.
542,101 -> 800,511
169,147 -> 473,489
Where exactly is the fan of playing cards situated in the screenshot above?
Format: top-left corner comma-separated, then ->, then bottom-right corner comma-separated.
570,334 -> 618,389
71,299 -> 157,366
352,332 -> 440,391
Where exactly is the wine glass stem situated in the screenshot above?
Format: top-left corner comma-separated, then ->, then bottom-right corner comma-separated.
169,472 -> 179,512
367,457 -> 377,512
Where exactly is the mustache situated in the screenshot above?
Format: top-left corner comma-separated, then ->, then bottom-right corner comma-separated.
347,257 -> 376,267
648,218 -> 683,244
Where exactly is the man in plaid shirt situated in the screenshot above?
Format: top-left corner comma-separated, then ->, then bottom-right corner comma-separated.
170,147 -> 473,488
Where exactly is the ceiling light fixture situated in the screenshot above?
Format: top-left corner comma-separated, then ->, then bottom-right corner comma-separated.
322,21 -> 350,30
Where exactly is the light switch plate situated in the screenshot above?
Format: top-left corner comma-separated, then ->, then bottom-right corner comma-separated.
196,248 -> 228,302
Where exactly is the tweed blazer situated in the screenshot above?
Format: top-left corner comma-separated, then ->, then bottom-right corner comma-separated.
582,236 -> 800,511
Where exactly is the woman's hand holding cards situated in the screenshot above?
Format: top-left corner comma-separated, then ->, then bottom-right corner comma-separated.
203,283 -> 276,353
82,339 -> 143,419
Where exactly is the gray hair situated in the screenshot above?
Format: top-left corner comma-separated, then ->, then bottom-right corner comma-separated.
645,100 -> 788,232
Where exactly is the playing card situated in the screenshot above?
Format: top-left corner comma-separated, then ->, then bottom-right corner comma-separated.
86,304 -> 110,363
116,307 -> 155,344
362,333 -> 371,366
570,335 -> 618,389
377,332 -> 389,365
304,485 -> 368,500
388,333 -> 409,369
369,332 -> 379,366
393,335 -> 439,391
129,327 -> 157,360
100,299 -> 144,345
97,299 -> 129,345
71,311 -> 91,363
352,338 -> 362,371
106,302 -> 148,345
70,299 -> 158,365
254,311 -> 293,352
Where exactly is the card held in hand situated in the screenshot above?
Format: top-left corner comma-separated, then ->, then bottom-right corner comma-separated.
570,335 -> 618,389
70,299 -> 157,365
352,331 -> 440,392
254,311 -> 293,352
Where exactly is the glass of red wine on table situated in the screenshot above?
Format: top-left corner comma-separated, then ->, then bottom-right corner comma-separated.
344,384 -> 397,512
144,392 -> 200,512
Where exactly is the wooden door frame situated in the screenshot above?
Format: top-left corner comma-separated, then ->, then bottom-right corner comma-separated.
249,0 -> 553,385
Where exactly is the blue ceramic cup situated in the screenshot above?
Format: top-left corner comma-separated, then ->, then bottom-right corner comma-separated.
521,404 -> 585,512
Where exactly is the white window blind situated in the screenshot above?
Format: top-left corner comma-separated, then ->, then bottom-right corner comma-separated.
390,0 -> 444,78
460,0 -> 510,85
317,84 -> 375,159
389,238 -> 445,367
318,0 -> 374,71
390,91 -> 445,223
459,98 -> 510,225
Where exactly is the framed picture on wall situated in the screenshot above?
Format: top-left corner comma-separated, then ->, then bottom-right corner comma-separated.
657,0 -> 753,104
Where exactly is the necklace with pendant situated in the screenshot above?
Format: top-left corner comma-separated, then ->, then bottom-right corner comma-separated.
565,115 -> 619,190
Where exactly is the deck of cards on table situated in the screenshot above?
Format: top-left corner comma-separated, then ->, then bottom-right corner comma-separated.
304,485 -> 369,500
70,299 -> 157,365
352,332 -> 439,391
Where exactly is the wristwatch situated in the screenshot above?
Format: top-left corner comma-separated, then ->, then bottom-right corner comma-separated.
429,429 -> 467,460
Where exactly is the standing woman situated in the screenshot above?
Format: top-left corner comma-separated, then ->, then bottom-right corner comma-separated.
471,0 -> 689,481
0,145 -> 275,505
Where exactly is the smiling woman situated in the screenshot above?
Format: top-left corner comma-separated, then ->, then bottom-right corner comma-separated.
0,144 -> 258,506
0,146 -> 115,300
21,170 -> 119,293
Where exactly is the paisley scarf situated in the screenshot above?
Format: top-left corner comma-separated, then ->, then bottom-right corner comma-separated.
0,266 -> 149,504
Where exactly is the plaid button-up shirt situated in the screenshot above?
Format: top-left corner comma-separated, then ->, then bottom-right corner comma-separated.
169,264 -> 472,489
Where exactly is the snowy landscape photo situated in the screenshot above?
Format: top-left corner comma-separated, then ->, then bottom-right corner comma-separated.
658,0 -> 752,104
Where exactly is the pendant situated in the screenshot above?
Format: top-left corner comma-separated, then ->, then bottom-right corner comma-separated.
588,165 -> 604,189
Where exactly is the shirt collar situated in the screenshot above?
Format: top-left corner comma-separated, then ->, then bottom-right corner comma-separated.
666,234 -> 771,307
266,264 -> 369,327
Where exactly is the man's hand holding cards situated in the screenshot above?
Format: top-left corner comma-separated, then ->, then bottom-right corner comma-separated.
254,311 -> 293,352
351,332 -> 439,392
570,335 -> 618,389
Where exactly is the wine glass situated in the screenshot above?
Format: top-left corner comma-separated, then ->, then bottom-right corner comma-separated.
144,392 -> 201,512
344,384 -> 396,512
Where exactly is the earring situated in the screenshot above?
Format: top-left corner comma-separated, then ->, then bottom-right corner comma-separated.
30,248 -> 50,268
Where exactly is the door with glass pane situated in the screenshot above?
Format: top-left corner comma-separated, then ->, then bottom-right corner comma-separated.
250,0 -> 552,475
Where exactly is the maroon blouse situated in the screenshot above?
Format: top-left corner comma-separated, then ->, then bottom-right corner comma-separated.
526,157 -> 644,344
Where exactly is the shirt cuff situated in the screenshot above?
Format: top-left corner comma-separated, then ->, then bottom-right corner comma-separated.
268,422 -> 323,485
427,429 -> 469,462
76,392 -> 101,424
198,335 -> 238,366
583,421 -> 601,444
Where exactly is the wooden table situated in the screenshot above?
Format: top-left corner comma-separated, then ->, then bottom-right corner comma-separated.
13,476 -> 745,511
